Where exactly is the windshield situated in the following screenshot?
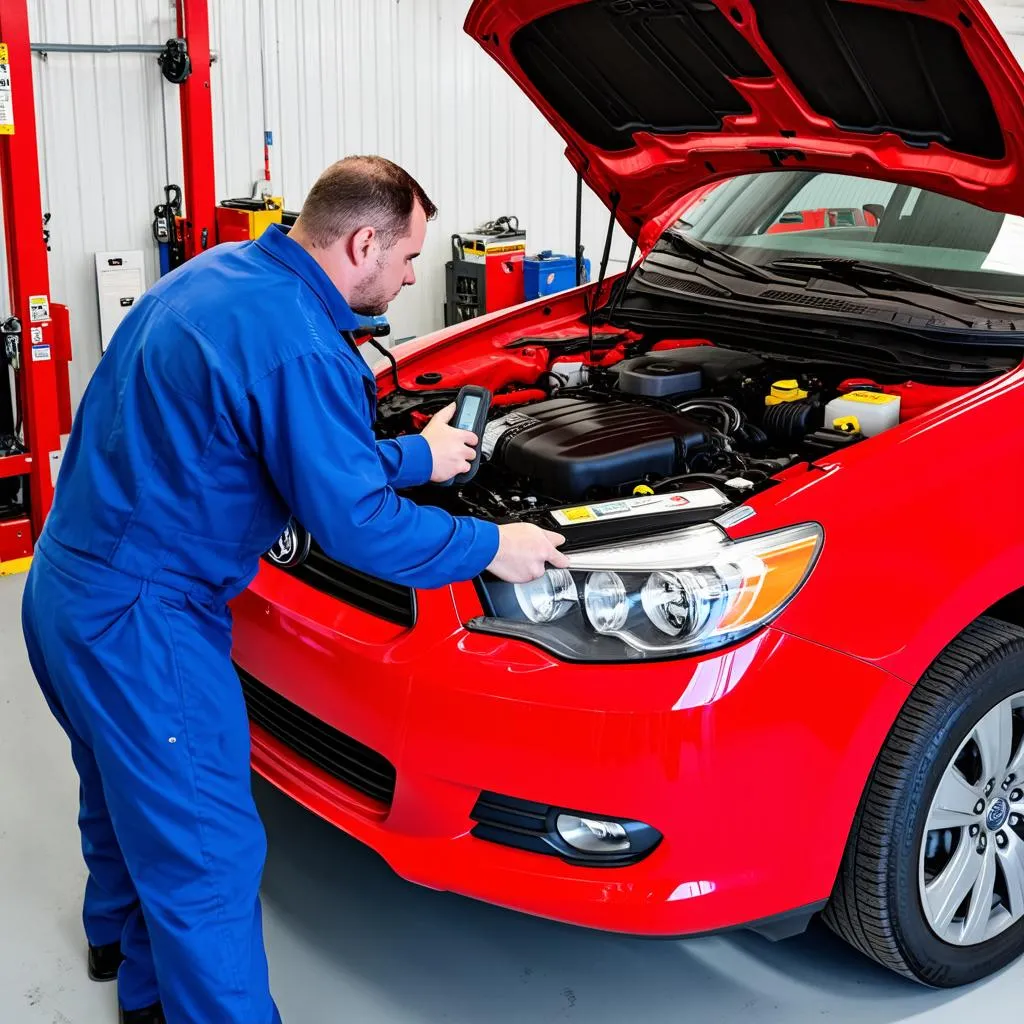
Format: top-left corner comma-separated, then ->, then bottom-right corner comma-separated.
664,171 -> 1024,299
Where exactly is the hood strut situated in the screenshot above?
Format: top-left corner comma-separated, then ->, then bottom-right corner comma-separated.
588,192 -> 621,368
575,173 -> 584,289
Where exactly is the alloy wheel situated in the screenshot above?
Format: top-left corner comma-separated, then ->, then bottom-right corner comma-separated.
920,692 -> 1024,946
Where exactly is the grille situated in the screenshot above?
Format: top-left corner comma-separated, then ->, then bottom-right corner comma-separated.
470,792 -> 554,857
237,664 -> 397,805
277,542 -> 416,627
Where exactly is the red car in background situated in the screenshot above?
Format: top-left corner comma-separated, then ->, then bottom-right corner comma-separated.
232,0 -> 1024,988
767,206 -> 880,232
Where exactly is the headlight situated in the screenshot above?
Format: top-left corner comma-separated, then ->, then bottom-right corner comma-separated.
515,569 -> 577,623
583,572 -> 629,633
472,522 -> 822,662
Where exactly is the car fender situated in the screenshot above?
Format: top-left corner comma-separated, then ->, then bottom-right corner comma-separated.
728,361 -> 1024,685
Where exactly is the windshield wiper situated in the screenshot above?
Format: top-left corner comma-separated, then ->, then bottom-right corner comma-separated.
764,257 -> 1024,314
665,228 -> 780,284
652,244 -> 973,327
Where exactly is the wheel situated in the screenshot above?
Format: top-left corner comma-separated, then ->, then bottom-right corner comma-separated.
824,616 -> 1024,986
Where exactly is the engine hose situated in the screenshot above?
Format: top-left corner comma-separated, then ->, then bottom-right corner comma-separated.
761,400 -> 822,442
675,399 -> 743,433
492,389 -> 547,407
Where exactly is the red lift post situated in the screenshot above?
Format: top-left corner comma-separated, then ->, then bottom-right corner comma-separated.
176,0 -> 217,261
0,0 -> 216,570
0,0 -> 62,569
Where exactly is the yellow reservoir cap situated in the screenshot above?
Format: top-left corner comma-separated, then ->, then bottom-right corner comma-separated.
633,485 -> 655,496
765,379 -> 808,405
833,416 -> 861,433
841,389 -> 899,405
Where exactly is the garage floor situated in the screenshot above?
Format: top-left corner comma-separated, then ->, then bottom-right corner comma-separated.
2,573 -> 1021,1023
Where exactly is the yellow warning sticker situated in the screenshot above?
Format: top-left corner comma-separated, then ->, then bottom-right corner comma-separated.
0,44 -> 13,135
560,507 -> 597,523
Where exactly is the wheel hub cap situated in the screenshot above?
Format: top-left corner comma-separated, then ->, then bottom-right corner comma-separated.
987,798 -> 1010,832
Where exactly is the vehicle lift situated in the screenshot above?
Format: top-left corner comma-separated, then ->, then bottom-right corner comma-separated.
0,0 -> 399,576
0,0 -> 232,574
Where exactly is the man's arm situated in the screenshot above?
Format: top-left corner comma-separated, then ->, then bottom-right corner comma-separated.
246,349 -> 499,589
376,435 -> 433,489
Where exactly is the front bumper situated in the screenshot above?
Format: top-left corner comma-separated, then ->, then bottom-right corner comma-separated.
232,564 -> 910,938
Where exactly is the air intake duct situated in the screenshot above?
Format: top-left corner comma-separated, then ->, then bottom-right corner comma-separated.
762,399 -> 823,442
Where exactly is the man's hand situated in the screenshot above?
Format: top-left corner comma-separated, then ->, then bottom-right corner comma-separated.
487,524 -> 571,583
421,403 -> 478,484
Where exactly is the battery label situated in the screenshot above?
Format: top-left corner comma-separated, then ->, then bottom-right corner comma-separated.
0,44 -> 14,135
550,488 -> 728,527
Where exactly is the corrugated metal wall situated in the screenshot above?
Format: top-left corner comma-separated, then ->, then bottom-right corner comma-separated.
210,0 -> 633,348
3,1 -> 1024,410
3,0 -> 183,405
3,0 -> 625,409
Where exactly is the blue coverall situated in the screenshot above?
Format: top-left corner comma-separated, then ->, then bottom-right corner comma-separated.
21,224 -> 500,1022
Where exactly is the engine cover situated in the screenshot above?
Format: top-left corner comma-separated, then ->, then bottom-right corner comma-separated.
484,397 -> 709,499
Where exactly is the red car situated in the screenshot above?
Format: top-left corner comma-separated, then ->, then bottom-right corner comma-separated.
766,206 -> 880,232
232,0 -> 1024,988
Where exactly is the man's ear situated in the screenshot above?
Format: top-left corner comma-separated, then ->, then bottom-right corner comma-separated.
349,226 -> 376,268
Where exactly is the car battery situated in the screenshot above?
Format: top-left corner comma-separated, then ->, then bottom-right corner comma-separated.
445,216 -> 526,325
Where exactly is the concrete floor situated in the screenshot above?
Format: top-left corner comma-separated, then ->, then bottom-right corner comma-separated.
2,573 -> 1022,1024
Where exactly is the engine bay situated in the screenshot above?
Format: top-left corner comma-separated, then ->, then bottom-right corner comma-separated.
375,329 -> 975,531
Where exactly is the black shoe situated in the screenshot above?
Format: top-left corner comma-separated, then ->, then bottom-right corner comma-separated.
119,1003 -> 165,1024
88,941 -> 123,982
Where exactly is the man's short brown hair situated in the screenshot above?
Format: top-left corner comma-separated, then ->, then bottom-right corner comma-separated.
296,155 -> 437,250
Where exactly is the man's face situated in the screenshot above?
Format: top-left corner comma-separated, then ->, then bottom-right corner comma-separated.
350,201 -> 428,316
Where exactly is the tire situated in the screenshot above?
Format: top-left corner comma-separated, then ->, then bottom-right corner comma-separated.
824,615 -> 1024,987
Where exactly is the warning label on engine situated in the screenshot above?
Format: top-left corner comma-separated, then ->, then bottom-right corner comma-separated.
550,488 -> 728,527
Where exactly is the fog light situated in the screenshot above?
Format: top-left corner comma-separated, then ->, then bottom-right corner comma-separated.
556,814 -> 631,853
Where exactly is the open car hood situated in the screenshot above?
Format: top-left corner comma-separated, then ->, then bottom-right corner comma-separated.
465,0 -> 1024,250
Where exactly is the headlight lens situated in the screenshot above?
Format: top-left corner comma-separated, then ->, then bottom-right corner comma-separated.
583,571 -> 629,633
515,568 -> 577,623
641,569 -> 717,637
473,522 -> 822,662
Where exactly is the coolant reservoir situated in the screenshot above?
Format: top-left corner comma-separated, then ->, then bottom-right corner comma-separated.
824,390 -> 901,437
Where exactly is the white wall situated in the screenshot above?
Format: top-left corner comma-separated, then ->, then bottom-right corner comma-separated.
3,0 -> 627,409
2,0 -> 184,407
3,1 -> 1024,410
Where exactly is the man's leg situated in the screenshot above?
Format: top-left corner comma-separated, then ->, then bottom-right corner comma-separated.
76,591 -> 280,1024
21,566 -> 159,1011
79,769 -> 158,1009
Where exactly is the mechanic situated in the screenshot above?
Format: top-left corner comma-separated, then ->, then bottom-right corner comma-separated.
21,155 -> 569,1024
